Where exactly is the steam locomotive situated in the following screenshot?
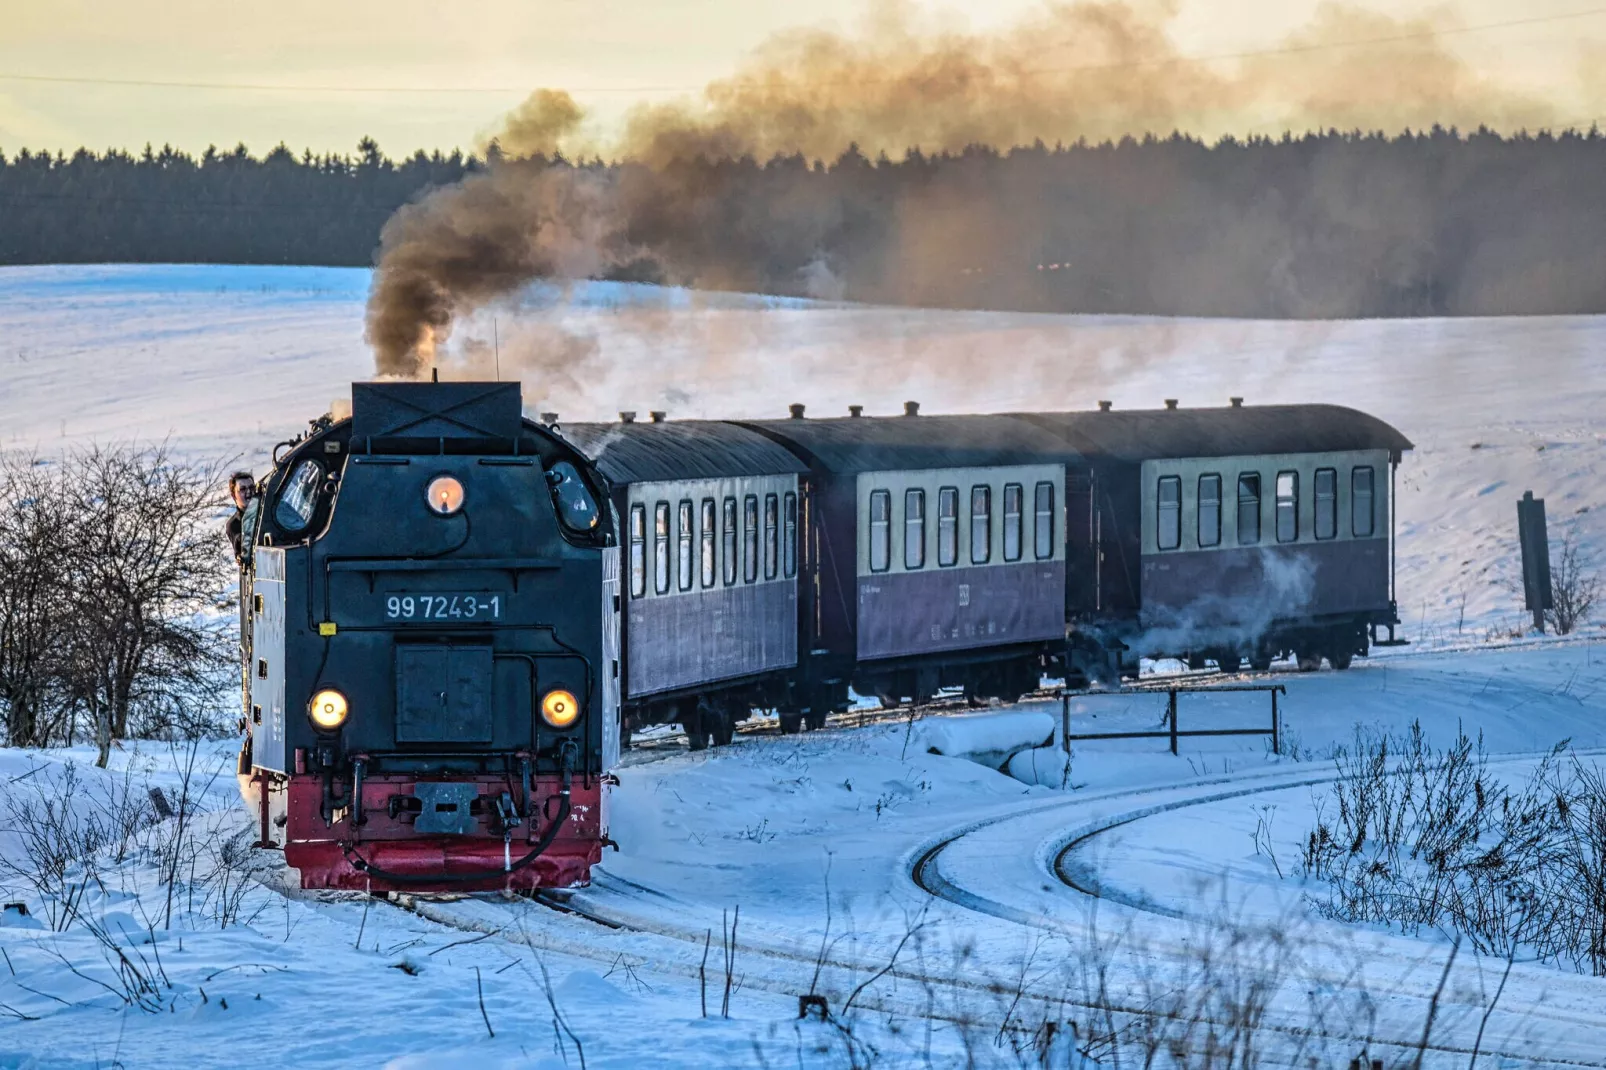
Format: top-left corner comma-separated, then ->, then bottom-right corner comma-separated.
237,382 -> 1410,892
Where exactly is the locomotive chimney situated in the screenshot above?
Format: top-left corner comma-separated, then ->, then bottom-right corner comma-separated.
849,404 -> 863,418
619,411 -> 636,424
650,410 -> 667,423
1230,396 -> 1244,408
903,401 -> 920,417
1098,400 -> 1112,412
788,403 -> 805,419
539,411 -> 559,425
1164,399 -> 1178,410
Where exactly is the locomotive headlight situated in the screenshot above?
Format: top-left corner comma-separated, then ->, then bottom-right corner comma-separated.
308,689 -> 349,730
540,689 -> 580,728
426,475 -> 465,516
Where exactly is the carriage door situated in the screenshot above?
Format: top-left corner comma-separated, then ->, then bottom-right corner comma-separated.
1065,470 -> 1099,614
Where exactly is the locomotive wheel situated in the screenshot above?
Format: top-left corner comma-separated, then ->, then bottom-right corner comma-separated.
778,712 -> 803,734
1217,653 -> 1242,673
710,709 -> 735,747
1248,654 -> 1273,672
683,709 -> 709,750
1296,653 -> 1323,673
1330,650 -> 1354,671
804,709 -> 827,732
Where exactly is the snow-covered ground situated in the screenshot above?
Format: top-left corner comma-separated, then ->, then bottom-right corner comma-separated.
2,264 -> 1606,1066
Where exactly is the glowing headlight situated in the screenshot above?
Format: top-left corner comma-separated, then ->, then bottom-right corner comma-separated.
426,475 -> 465,516
308,689 -> 349,730
540,689 -> 580,728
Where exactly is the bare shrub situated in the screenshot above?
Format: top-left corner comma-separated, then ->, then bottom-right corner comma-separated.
0,455 -> 74,747
1546,525 -> 1600,636
1301,722 -> 1606,973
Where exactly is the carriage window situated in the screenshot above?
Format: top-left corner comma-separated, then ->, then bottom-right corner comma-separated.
970,485 -> 992,564
868,490 -> 891,573
1003,483 -> 1023,561
937,487 -> 958,567
1198,474 -> 1222,548
1276,471 -> 1298,543
764,494 -> 779,579
1353,466 -> 1376,537
1034,481 -> 1055,560
1237,473 -> 1261,545
653,502 -> 670,594
722,497 -> 738,585
1156,476 -> 1181,551
1314,468 -> 1337,540
904,489 -> 926,569
783,492 -> 798,578
629,503 -> 646,598
275,460 -> 321,533
677,501 -> 693,591
744,495 -> 759,583
700,499 -> 716,587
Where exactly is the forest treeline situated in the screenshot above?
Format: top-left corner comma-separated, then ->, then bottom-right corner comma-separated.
3,127 -> 1605,318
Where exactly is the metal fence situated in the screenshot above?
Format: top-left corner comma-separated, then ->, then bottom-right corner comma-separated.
1060,683 -> 1287,756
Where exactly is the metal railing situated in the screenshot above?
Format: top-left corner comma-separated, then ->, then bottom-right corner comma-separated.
1060,683 -> 1286,756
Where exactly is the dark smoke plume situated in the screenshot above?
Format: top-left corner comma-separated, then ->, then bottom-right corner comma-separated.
366,0 -> 1579,377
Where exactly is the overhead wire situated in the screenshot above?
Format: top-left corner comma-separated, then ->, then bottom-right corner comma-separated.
0,5 -> 1603,97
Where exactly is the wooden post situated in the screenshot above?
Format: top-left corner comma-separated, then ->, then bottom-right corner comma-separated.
1271,688 -> 1281,756
1168,689 -> 1179,755
1061,689 -> 1071,757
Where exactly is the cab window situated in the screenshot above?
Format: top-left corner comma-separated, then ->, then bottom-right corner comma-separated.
1156,476 -> 1181,551
547,461 -> 599,535
275,460 -> 322,533
629,504 -> 646,598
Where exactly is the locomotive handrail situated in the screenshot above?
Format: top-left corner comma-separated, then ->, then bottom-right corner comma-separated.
325,557 -> 562,572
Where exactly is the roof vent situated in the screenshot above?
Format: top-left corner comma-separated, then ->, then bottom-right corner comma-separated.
539,411 -> 559,425
1164,399 -> 1178,410
849,404 -> 863,418
788,403 -> 805,419
619,411 -> 636,424
1230,396 -> 1244,408
1098,400 -> 1113,412
903,401 -> 920,417
650,410 -> 667,423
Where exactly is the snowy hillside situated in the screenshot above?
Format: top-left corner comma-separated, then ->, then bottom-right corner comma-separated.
3,264 -> 1606,1067
2,263 -> 1600,641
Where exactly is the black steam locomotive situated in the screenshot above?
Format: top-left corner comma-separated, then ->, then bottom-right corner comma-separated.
237,383 -> 617,892
237,382 -> 1410,891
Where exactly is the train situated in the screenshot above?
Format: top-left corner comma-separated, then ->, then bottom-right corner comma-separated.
236,382 -> 1411,891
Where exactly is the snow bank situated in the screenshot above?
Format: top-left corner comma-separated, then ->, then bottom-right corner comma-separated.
916,710 -> 1055,767
1007,743 -> 1073,789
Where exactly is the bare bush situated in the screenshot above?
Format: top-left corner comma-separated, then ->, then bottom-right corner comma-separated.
1301,722 -> 1606,974
1546,525 -> 1600,636
0,455 -> 73,747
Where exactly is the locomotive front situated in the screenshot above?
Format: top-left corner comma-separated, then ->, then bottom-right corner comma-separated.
237,382 -> 620,892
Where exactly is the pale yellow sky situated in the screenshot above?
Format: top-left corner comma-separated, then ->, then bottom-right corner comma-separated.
0,0 -> 1600,155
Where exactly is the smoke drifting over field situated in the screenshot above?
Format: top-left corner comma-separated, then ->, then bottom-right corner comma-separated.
366,1 -> 1588,379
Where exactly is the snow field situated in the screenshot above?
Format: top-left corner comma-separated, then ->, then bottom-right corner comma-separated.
2,265 -> 1606,1065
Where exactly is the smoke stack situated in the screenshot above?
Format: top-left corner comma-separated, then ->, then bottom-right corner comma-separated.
849,405 -> 863,418
619,411 -> 636,424
788,403 -> 805,419
903,401 -> 920,417
540,412 -> 559,425
1164,399 -> 1178,410
650,410 -> 667,423
1230,397 -> 1244,408
1098,400 -> 1113,412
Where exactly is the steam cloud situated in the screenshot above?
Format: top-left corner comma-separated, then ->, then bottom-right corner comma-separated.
366,0 -> 1574,381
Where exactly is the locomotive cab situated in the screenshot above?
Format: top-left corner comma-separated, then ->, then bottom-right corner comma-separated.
239,382 -> 620,893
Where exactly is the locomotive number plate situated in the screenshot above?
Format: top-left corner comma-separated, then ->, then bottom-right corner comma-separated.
384,593 -> 503,622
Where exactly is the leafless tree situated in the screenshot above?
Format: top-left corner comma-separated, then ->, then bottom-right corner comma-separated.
0,455 -> 73,746
1546,525 -> 1600,636
55,445 -> 234,765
